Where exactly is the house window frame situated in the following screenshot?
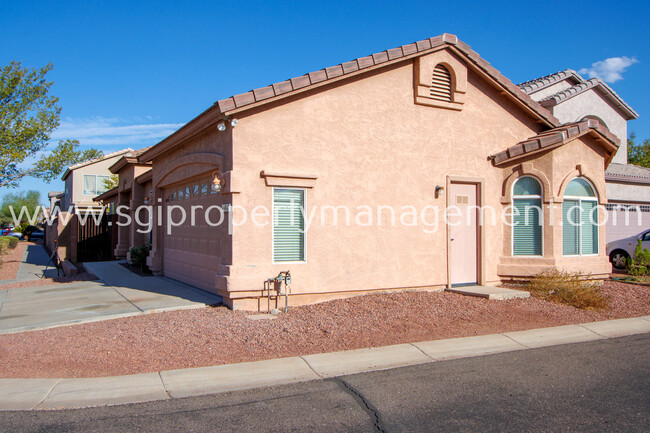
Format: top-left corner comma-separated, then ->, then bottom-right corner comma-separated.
511,175 -> 544,257
272,187 -> 307,264
83,174 -> 111,195
562,177 -> 599,257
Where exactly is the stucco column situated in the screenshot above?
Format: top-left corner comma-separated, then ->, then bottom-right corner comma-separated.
114,192 -> 130,258
146,188 -> 164,275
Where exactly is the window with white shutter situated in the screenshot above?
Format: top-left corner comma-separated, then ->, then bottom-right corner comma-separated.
273,188 -> 305,262
512,176 -> 543,256
562,178 -> 598,256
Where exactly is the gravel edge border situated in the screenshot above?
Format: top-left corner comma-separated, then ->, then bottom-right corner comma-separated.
1,316 -> 649,411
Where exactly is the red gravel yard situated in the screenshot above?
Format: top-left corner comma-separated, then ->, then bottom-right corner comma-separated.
0,241 -> 25,281
0,280 -> 648,378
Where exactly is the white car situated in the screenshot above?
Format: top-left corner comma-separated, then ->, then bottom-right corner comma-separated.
606,229 -> 650,269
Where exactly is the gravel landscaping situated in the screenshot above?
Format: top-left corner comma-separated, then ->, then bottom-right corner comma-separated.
0,280 -> 647,379
0,241 -> 25,281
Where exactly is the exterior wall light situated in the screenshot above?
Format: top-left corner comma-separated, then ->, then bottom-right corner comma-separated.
230,118 -> 238,127
217,121 -> 226,132
212,170 -> 226,193
435,185 -> 445,197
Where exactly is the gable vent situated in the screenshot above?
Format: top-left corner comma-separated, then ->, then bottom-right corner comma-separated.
430,65 -> 452,102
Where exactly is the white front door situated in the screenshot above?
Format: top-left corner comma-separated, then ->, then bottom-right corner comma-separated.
449,182 -> 478,286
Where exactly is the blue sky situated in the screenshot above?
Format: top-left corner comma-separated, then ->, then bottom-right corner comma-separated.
1,0 -> 648,204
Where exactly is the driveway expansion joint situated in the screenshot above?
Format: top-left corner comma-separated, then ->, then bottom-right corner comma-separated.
32,378 -> 62,410
408,342 -> 437,361
298,356 -> 324,379
500,332 -> 532,348
158,372 -> 172,400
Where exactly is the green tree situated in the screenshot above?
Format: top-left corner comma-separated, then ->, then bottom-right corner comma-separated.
0,190 -> 41,226
627,131 -> 650,168
102,174 -> 119,190
1,61 -> 102,188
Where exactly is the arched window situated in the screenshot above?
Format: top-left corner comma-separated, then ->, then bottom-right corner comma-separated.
562,178 -> 598,256
430,64 -> 452,102
512,176 -> 543,256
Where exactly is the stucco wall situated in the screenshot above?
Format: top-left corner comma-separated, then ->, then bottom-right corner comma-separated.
225,50 -> 550,308
147,126 -> 233,291
527,80 -> 574,102
606,180 -> 650,202
65,154 -> 125,209
549,91 -> 627,164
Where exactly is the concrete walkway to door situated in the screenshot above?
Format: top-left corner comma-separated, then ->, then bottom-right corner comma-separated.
0,258 -> 222,334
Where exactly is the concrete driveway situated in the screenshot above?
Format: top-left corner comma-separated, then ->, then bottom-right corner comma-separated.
0,258 -> 221,334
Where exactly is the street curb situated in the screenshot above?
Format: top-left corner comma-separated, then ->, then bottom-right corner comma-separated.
1,316 -> 649,411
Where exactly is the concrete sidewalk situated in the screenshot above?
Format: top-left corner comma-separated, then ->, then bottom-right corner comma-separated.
1,316 -> 648,411
0,261 -> 222,334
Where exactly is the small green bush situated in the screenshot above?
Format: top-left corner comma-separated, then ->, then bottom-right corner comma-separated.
528,268 -> 608,310
627,239 -> 650,276
129,243 -> 151,268
0,236 -> 19,252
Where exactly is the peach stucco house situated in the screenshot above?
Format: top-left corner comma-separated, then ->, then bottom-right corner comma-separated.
131,33 -> 623,310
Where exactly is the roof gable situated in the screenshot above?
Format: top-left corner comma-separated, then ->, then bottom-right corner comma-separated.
519,70 -> 637,121
61,148 -> 133,180
140,33 -> 562,162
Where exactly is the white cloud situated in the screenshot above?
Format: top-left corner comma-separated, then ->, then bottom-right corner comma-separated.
578,56 -> 639,83
51,117 -> 184,147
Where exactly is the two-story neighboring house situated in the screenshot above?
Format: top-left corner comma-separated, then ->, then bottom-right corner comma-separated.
518,70 -> 644,247
45,149 -> 132,265
58,149 -> 133,213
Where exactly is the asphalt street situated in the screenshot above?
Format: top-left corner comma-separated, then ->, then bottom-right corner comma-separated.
1,334 -> 648,432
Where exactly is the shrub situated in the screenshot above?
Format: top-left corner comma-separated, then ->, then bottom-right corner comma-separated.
0,236 -> 18,252
129,243 -> 151,268
17,223 -> 38,236
627,239 -> 650,276
528,268 -> 608,310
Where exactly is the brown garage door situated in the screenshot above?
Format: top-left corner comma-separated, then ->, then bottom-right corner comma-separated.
162,178 -> 225,293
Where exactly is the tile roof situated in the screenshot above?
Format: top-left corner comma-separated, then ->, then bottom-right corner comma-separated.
62,148 -> 134,180
518,69 -> 638,120
93,187 -> 118,202
517,69 -> 583,95
110,146 -> 152,173
539,78 -> 638,120
140,33 -> 562,162
491,119 -> 619,166
605,163 -> 650,183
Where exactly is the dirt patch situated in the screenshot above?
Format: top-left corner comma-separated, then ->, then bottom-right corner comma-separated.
0,280 -> 647,379
0,241 -> 26,281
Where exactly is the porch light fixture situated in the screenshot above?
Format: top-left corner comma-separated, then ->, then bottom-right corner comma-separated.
435,185 -> 445,196
217,121 -> 226,132
212,170 -> 226,193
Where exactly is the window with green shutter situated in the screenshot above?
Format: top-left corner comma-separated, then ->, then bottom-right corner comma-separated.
273,188 -> 305,262
562,178 -> 598,256
512,176 -> 543,256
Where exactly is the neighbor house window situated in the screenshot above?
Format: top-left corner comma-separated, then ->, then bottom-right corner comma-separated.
562,178 -> 598,256
273,188 -> 305,262
512,176 -> 543,256
430,64 -> 452,102
83,175 -> 111,195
